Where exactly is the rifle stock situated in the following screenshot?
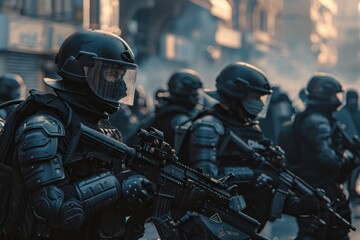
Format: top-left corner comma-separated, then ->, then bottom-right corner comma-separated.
80,124 -> 269,240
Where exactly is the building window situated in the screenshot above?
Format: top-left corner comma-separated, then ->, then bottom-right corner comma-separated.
37,0 -> 52,18
1,0 -> 23,10
19,0 -> 77,23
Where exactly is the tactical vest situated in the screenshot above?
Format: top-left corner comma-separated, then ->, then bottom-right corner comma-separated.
175,108 -> 264,167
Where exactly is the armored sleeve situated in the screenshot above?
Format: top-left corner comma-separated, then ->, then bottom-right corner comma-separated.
15,114 -> 123,230
16,114 -> 67,191
301,113 -> 344,168
188,115 -> 224,176
170,114 -> 190,131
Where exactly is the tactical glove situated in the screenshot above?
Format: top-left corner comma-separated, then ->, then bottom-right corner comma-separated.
116,170 -> 155,218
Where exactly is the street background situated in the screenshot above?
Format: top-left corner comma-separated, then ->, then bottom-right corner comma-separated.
1,1 -> 360,239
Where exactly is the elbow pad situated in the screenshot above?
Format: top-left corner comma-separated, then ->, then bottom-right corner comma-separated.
303,114 -> 342,166
189,115 -> 224,175
31,172 -> 122,231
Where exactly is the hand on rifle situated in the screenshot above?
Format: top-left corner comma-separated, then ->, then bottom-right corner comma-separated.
117,171 -> 155,240
117,171 -> 155,229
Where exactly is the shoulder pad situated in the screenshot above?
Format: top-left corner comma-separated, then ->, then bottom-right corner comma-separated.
15,114 -> 65,163
16,114 -> 65,142
191,115 -> 224,135
302,113 -> 332,139
303,113 -> 330,128
170,114 -> 190,129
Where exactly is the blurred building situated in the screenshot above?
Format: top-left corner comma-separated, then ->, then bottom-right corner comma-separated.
278,0 -> 360,95
119,0 -> 285,92
310,0 -> 338,67
0,0 -> 286,94
335,0 -> 360,84
0,0 -> 83,91
271,0 -> 339,96
240,0 -> 286,72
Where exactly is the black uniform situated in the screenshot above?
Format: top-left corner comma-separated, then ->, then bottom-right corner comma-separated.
289,73 -> 355,240
186,105 -> 311,230
295,110 -> 352,240
0,30 -> 153,240
178,62 -> 315,239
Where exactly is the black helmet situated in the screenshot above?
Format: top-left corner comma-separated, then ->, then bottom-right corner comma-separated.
0,73 -> 25,101
306,72 -> 343,110
44,29 -> 137,112
166,69 -> 203,107
168,69 -> 203,96
216,62 -> 272,101
215,62 -> 272,118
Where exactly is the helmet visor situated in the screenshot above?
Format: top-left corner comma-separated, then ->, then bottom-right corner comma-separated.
336,92 -> 344,103
84,59 -> 137,105
258,93 -> 272,118
335,92 -> 345,110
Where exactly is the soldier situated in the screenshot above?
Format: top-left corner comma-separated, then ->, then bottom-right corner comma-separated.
176,62 -> 320,239
283,73 -> 356,240
0,29 -> 155,240
152,68 -> 203,146
334,89 -> 360,202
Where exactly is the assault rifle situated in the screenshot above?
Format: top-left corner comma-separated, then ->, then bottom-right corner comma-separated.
229,131 -> 356,231
80,123 -> 269,240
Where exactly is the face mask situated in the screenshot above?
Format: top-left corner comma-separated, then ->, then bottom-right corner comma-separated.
241,98 -> 264,117
101,78 -> 128,100
320,101 -> 341,113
